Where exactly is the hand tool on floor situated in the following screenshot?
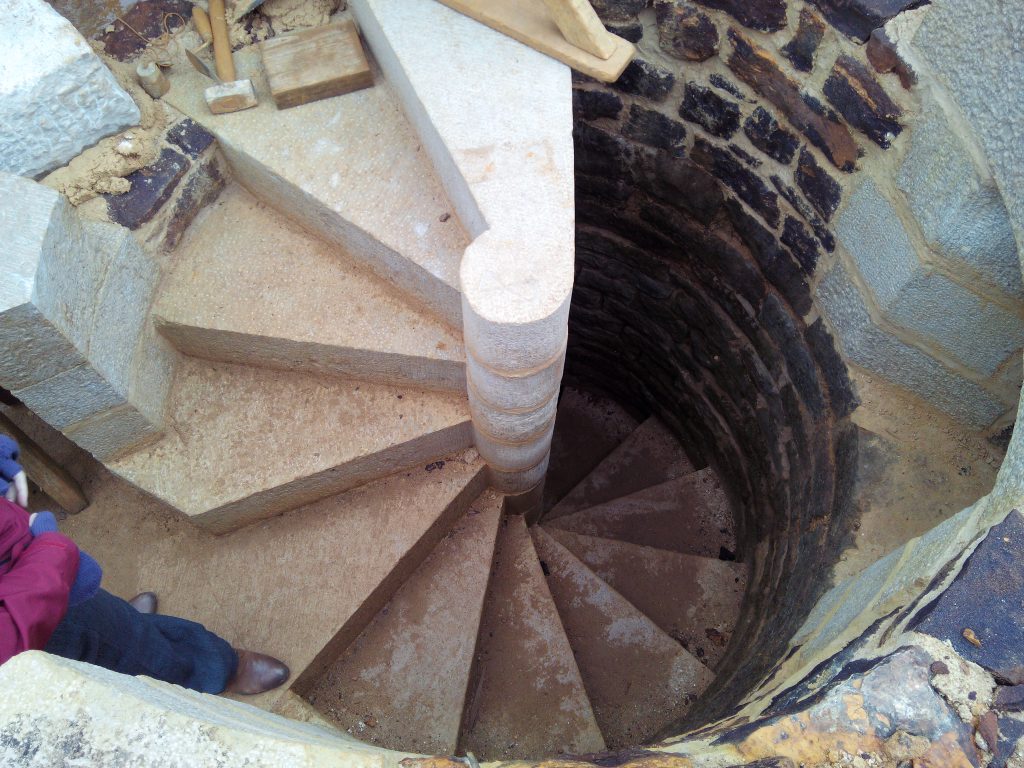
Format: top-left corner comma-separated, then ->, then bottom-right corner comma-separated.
200,0 -> 258,114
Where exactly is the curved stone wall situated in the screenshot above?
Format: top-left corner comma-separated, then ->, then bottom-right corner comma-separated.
567,0 -> 1024,724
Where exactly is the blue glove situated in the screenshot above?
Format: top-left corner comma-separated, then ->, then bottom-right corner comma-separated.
29,511 -> 102,605
0,435 -> 21,499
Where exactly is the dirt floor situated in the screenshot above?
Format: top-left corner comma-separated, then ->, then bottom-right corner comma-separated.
832,366 -> 1006,582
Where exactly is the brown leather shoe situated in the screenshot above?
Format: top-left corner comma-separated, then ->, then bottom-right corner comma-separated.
128,592 -> 158,614
224,650 -> 290,695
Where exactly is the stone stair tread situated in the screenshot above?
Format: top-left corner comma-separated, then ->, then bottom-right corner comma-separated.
547,416 -> 697,521
546,469 -> 736,560
154,185 -> 465,392
460,515 -> 605,760
531,527 -> 714,748
541,527 -> 747,669
163,35 -> 466,323
543,387 -> 640,513
305,491 -> 503,754
60,453 -> 488,715
109,357 -> 473,533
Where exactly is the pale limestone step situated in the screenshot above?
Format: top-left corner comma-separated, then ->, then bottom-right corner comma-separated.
154,186 -> 465,393
542,387 -> 640,513
460,515 -> 605,760
59,452 -> 488,715
547,469 -> 736,560
305,491 -> 503,754
163,30 -> 467,327
531,528 -> 714,748
109,357 -> 473,533
542,528 -> 747,669
547,416 -> 697,521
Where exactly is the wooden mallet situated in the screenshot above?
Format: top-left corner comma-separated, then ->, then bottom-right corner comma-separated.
195,0 -> 258,114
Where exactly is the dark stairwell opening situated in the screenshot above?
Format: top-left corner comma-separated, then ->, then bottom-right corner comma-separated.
566,102 -> 861,730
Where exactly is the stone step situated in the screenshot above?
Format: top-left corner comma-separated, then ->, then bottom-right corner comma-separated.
546,469 -> 736,560
305,492 -> 503,754
162,25 -> 467,327
531,527 -> 714,748
60,452 -> 489,716
109,357 -> 473,533
541,528 -> 747,669
542,387 -> 640,513
546,416 -> 697,521
154,185 -> 466,393
460,515 -> 605,760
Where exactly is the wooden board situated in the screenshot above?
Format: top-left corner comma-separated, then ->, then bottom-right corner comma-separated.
435,0 -> 635,83
259,20 -> 373,110
0,413 -> 88,514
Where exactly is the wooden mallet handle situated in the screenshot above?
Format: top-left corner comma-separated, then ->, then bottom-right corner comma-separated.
208,0 -> 236,82
192,6 -> 213,45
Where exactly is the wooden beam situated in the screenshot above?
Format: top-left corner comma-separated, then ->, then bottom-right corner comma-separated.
0,414 -> 88,514
435,0 -> 635,83
540,0 -> 617,60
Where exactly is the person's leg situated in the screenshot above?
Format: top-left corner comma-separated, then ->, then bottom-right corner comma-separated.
45,589 -> 238,694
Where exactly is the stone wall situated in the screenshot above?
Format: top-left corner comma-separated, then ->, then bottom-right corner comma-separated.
567,0 -> 1024,725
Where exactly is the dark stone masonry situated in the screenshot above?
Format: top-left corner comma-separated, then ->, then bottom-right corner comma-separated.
743,107 -> 799,165
781,8 -> 826,73
679,83 -> 741,139
611,58 -> 676,102
655,0 -> 719,61
824,55 -> 904,148
809,0 -> 930,42
106,147 -> 189,229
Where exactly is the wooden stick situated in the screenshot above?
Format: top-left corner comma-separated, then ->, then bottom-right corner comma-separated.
192,6 -> 213,45
539,0 -> 616,60
0,414 -> 88,514
208,0 -> 236,83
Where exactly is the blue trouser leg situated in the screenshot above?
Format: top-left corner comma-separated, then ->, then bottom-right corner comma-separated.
45,589 -> 238,694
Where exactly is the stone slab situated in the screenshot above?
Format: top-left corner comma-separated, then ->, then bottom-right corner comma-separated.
0,652 -> 386,768
154,185 -> 466,393
543,528 -> 747,669
0,0 -> 140,179
914,509 -> 1024,685
817,258 -> 1009,428
548,416 -> 696,520
306,493 -> 502,755
533,527 -> 714,748
108,357 -> 473,532
60,451 -> 488,711
543,386 -> 640,512
548,469 -> 735,560
837,180 -> 1024,378
897,103 -> 1023,301
460,515 -> 605,760
163,41 -> 468,328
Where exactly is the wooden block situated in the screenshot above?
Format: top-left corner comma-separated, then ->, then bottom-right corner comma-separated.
436,0 -> 635,83
259,20 -> 373,110
204,80 -> 258,114
540,0 -> 617,60
0,413 -> 88,514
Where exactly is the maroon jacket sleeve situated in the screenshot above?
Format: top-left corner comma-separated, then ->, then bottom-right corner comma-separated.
0,532 -> 79,664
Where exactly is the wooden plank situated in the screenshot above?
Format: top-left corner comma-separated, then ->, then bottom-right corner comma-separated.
540,0 -> 617,60
435,0 -> 635,83
0,413 -> 88,514
260,20 -> 373,110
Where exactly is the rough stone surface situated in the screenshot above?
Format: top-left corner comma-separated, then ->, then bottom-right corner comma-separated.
810,0 -> 926,42
837,179 -> 1024,378
624,106 -> 688,153
781,8 -> 826,73
655,1 -> 720,62
1,0 -> 141,178
915,509 -> 1024,685
743,107 -> 799,165
817,258 -> 1007,428
161,156 -> 226,250
106,147 -> 190,230
612,58 -> 677,102
574,88 -> 624,121
771,176 -> 836,252
866,28 -> 916,88
0,652 -> 388,768
690,0 -> 788,32
727,30 -> 859,172
692,139 -> 780,227
795,148 -> 841,221
897,104 -> 1023,300
910,0 -> 1024,251
679,83 -> 742,139
824,55 -> 903,148
780,216 -> 819,275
